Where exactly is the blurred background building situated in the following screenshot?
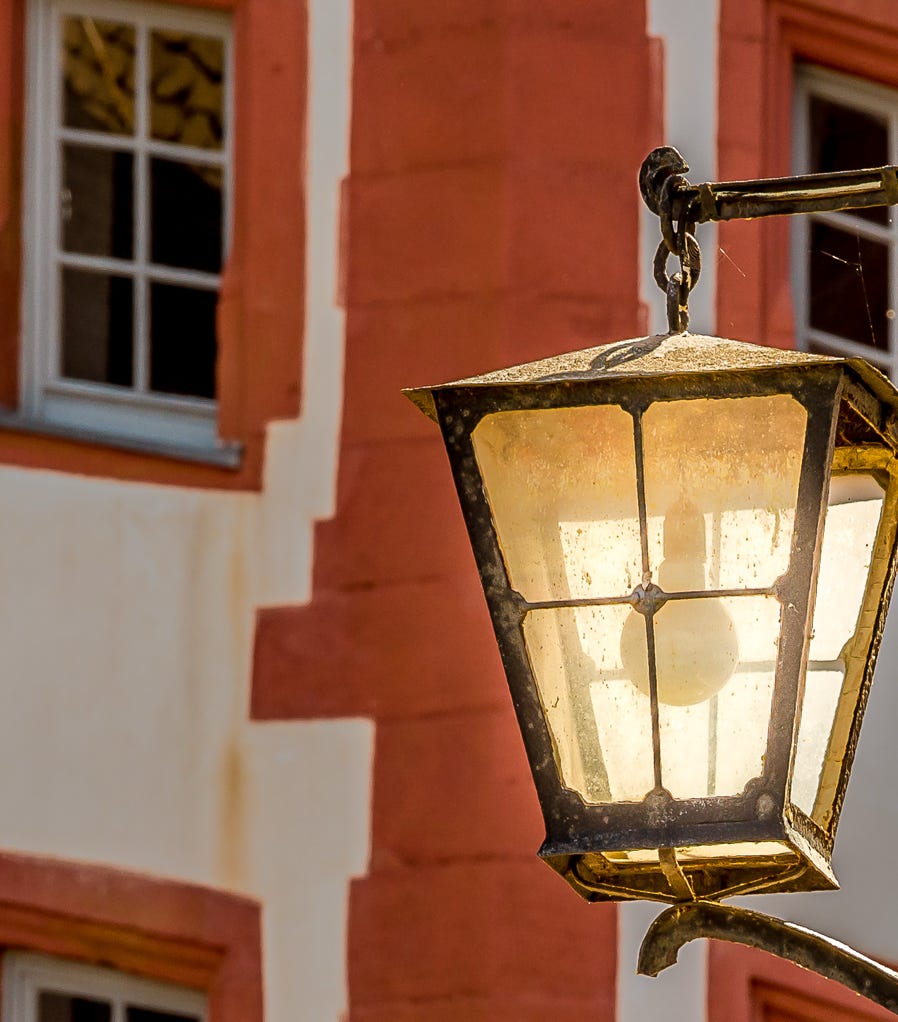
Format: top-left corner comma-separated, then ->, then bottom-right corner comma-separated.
0,0 -> 896,1019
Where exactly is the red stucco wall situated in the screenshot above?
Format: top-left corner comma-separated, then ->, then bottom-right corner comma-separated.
252,2 -> 661,1018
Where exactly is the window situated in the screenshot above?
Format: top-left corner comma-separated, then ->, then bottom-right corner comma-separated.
23,0 -> 233,456
793,67 -> 898,378
3,954 -> 206,1022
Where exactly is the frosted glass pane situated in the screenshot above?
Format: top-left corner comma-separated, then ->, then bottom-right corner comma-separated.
792,472 -> 884,820
792,667 -> 845,815
650,596 -> 780,799
643,396 -> 806,590
809,475 -> 883,661
524,605 -> 654,803
472,406 -> 641,602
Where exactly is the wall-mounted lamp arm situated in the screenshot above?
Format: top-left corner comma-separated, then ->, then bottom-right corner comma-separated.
640,146 -> 898,225
638,901 -> 898,1016
640,145 -> 898,333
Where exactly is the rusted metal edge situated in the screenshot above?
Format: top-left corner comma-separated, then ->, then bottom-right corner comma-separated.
637,901 -> 898,1016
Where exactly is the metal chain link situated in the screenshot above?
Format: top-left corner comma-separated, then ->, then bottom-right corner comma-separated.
652,174 -> 702,333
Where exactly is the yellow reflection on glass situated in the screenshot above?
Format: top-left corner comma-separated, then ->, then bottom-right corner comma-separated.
63,17 -> 135,135
150,31 -> 225,149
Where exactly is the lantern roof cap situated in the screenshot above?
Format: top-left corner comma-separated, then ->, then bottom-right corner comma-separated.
404,331 -> 898,422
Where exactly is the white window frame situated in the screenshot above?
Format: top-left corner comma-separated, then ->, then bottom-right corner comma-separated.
793,66 -> 898,379
2,952 -> 206,1022
22,0 -> 234,457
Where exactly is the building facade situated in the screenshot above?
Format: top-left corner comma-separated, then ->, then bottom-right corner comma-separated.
0,0 -> 897,1019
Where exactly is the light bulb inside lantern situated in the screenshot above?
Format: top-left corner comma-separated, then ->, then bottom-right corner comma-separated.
620,499 -> 739,706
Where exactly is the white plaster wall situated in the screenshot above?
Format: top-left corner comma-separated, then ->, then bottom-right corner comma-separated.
623,4 -> 720,1020
0,1 -> 368,1021
640,0 -> 719,340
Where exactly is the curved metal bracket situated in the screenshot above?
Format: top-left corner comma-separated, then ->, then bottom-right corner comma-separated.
638,901 -> 898,1016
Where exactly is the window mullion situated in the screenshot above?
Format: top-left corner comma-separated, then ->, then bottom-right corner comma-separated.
48,5 -> 64,393
135,18 -> 149,395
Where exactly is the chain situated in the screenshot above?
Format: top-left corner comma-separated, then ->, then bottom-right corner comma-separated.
652,173 -> 702,333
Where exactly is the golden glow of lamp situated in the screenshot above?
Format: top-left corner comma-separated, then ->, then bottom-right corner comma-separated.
405,331 -> 898,905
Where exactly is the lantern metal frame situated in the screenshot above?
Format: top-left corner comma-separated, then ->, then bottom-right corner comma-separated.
419,340 -> 898,906
405,147 -> 898,1012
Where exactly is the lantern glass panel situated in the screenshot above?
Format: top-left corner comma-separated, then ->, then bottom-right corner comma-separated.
474,393 -> 809,808
654,594 -> 781,799
642,396 -> 807,591
791,472 -> 885,822
524,605 -> 654,802
471,405 -> 641,602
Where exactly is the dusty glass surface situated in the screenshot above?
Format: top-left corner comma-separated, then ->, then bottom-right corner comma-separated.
524,605 -> 655,803
642,396 -> 807,591
792,473 -> 885,820
472,405 -> 641,602
648,595 -> 780,799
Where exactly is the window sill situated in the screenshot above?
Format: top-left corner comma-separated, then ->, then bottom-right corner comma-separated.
0,409 -> 243,469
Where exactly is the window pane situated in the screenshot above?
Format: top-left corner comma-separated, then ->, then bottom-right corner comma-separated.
150,31 -> 224,150
128,1010 -> 199,1022
62,145 -> 133,259
150,282 -> 217,398
810,95 -> 889,224
809,221 -> 889,349
39,992 -> 112,1022
61,268 -> 133,386
62,17 -> 135,135
150,159 -> 222,272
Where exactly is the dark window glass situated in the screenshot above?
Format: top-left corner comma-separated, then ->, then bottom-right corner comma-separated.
150,283 -> 217,398
150,31 -> 224,150
62,18 -> 135,135
809,221 -> 889,350
128,1009 -> 199,1022
810,95 -> 890,224
150,159 -> 222,272
38,992 -> 112,1022
61,268 -> 134,385
62,145 -> 133,259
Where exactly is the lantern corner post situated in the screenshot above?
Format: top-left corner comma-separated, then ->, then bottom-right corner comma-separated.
636,900 -> 898,1016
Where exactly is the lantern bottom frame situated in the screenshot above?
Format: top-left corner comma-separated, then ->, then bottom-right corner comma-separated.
541,830 -> 837,905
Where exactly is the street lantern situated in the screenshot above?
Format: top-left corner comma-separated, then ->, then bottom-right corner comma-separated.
404,148 -> 898,1014
406,330 -> 898,905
